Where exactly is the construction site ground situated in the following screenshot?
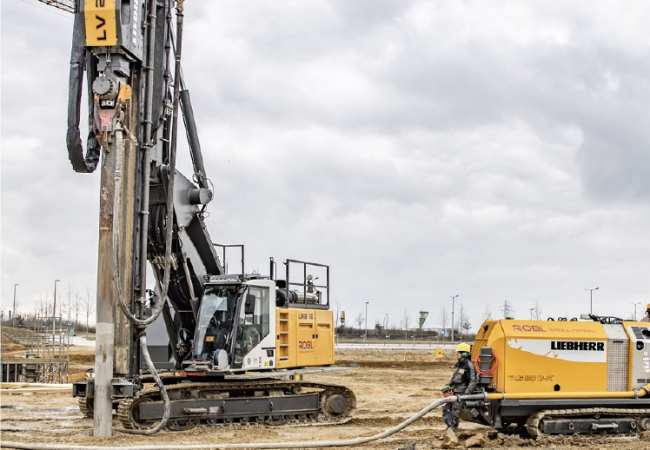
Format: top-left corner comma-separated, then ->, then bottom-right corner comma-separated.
2,330 -> 650,449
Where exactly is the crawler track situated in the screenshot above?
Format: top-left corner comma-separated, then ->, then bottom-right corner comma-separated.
525,407 -> 650,438
78,396 -> 93,418
117,380 -> 356,431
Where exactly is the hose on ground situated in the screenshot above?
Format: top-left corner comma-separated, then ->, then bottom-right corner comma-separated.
0,393 -> 487,449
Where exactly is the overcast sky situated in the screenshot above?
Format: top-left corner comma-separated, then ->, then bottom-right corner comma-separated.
2,1 -> 650,333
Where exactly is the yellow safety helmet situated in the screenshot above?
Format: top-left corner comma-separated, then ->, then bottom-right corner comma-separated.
456,343 -> 471,353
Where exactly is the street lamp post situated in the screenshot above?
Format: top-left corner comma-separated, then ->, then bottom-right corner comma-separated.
529,307 -> 534,320
450,295 -> 459,342
631,302 -> 642,321
12,284 -> 19,327
585,287 -> 599,315
53,279 -> 60,336
364,302 -> 369,341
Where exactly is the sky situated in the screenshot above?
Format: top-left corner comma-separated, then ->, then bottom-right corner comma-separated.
2,0 -> 650,333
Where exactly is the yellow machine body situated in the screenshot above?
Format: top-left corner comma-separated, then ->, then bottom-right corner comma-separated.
472,319 -> 650,395
465,319 -> 650,435
275,308 -> 335,369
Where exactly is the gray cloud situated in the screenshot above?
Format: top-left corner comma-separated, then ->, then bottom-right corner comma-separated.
3,0 -> 650,330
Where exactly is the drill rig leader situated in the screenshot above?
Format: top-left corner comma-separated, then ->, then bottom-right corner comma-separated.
64,0 -> 355,434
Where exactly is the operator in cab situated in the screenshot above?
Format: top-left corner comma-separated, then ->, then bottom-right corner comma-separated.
442,343 -> 477,432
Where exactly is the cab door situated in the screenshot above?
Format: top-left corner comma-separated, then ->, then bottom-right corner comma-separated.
233,285 -> 270,368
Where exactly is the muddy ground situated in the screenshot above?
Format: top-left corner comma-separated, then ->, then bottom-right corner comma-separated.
2,340 -> 650,449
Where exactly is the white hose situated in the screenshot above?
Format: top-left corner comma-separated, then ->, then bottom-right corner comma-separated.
0,393 -> 486,449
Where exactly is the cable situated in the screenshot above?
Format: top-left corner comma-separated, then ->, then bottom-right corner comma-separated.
1,393 -> 488,449
18,0 -> 74,18
475,353 -> 498,376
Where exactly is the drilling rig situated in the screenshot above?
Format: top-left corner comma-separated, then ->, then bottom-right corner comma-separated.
39,0 -> 355,435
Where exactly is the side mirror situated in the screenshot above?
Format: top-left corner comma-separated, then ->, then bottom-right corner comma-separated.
245,294 -> 256,315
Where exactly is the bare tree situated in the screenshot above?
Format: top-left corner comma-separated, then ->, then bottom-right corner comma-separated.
61,286 -> 73,321
354,312 -> 364,330
483,305 -> 493,321
401,309 -> 411,339
13,314 -> 25,327
36,293 -> 51,319
532,300 -> 543,321
401,309 -> 411,330
73,292 -> 82,331
32,293 -> 53,332
439,306 -> 448,340
459,304 -> 472,339
82,288 -> 95,333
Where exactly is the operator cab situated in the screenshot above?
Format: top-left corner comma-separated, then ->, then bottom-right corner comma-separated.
192,281 -> 272,371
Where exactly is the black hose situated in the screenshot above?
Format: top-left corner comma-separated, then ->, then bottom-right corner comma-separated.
118,334 -> 171,434
110,130 -> 172,432
108,0 -> 187,436
66,7 -> 101,173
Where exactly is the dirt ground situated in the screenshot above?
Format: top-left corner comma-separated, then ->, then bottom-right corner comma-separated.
2,343 -> 650,449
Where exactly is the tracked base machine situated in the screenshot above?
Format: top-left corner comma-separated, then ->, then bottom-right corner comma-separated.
110,267 -> 357,430
76,262 -> 357,430
461,317 -> 650,437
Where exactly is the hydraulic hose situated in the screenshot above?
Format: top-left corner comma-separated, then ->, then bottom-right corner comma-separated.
66,6 -> 101,174
107,0 -> 187,435
135,0 -> 160,313
109,127 -> 171,433
118,335 -> 172,434
0,393 -> 487,450
111,126 -> 170,328
113,0 -> 185,328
